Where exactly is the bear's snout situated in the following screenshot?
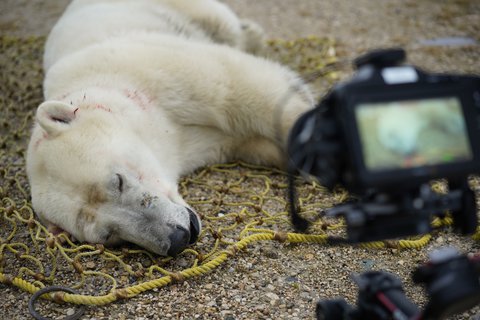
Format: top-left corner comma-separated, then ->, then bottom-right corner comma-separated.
167,208 -> 201,257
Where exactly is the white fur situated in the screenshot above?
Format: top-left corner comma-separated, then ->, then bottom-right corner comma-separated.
27,0 -> 314,255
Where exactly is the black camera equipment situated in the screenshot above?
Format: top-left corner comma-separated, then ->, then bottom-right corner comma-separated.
286,48 -> 480,319
287,48 -> 480,242
315,247 -> 480,320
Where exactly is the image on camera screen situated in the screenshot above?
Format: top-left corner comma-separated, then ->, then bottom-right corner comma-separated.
355,97 -> 472,171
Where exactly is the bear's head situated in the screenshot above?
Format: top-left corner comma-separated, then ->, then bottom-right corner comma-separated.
26,100 -> 201,256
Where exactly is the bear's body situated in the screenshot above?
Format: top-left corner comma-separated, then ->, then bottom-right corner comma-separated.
27,0 -> 314,256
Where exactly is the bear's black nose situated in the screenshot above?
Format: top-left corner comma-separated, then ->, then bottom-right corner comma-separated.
167,208 -> 201,257
167,225 -> 190,257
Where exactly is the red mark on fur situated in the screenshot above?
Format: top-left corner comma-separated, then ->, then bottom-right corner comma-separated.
123,89 -> 152,111
73,105 -> 111,114
53,88 -> 153,114
94,104 -> 112,113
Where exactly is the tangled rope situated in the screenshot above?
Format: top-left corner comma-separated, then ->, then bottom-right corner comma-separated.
1,162 -> 476,309
1,36 -> 479,314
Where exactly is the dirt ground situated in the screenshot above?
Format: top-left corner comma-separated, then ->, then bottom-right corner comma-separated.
1,0 -> 480,319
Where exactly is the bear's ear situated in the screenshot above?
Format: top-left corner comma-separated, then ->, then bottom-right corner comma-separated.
36,101 -> 77,136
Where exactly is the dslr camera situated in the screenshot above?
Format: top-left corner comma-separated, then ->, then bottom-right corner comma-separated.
288,48 -> 480,242
316,247 -> 480,320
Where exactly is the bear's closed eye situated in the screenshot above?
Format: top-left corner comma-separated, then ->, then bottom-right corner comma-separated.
116,173 -> 124,193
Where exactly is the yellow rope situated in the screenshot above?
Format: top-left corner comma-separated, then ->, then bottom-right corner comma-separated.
1,222 -> 467,307
1,161 -> 479,307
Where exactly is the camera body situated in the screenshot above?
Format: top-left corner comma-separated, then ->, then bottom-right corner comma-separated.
315,248 -> 480,320
288,48 -> 480,241
289,48 -> 480,192
288,48 -> 480,320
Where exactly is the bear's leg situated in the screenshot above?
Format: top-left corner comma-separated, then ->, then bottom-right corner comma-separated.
218,59 -> 314,152
173,55 -> 314,160
158,0 -> 265,54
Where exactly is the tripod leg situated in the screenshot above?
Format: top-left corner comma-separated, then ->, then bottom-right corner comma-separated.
449,179 -> 478,234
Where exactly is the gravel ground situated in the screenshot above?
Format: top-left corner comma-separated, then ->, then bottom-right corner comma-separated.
1,1 -> 480,319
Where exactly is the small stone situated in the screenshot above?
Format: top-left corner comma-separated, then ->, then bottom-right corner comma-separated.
264,249 -> 279,259
66,308 -> 75,316
361,259 -> 375,270
265,284 -> 275,291
300,291 -> 311,300
304,254 -> 314,260
265,292 -> 279,301
177,258 -> 189,268
220,310 -> 232,317
207,300 -> 217,307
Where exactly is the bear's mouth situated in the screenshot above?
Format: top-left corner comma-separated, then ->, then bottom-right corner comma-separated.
188,208 -> 200,244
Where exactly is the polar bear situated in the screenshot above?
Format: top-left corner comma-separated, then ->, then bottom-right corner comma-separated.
26,0 -> 314,256
377,104 -> 427,156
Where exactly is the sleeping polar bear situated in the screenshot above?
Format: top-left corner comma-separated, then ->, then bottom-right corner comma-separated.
27,0 -> 314,256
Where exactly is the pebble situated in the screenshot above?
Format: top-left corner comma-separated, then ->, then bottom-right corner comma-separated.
361,259 -> 375,270
300,291 -> 312,300
265,284 -> 275,291
177,258 -> 189,267
263,249 -> 279,259
207,300 -> 217,307
265,292 -> 279,301
304,253 -> 314,260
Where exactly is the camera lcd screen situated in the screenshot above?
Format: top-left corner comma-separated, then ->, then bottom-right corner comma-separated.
355,97 -> 472,172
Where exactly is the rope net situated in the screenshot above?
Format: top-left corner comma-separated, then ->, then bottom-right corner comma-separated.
0,35 -> 478,307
